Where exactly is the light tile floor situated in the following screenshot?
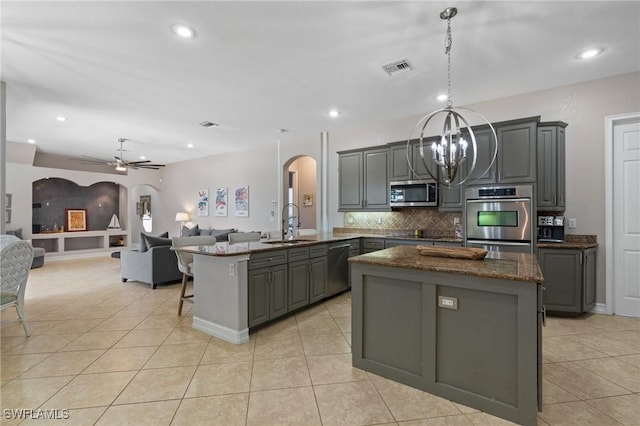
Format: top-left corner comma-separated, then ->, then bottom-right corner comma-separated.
1,257 -> 639,425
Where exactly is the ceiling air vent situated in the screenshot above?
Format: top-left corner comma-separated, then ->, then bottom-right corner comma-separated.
199,121 -> 219,128
381,59 -> 414,76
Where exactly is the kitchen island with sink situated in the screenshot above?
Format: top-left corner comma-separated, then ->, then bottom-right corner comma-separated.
349,246 -> 544,426
172,234 -> 361,345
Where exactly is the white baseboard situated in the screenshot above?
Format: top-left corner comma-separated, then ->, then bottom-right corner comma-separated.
192,316 -> 249,345
591,303 -> 609,315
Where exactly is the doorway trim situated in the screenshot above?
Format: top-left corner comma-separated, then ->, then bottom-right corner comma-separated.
604,112 -> 640,315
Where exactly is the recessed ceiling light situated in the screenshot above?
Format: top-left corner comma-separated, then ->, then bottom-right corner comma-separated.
576,47 -> 604,60
139,155 -> 146,160
436,94 -> 448,102
172,24 -> 196,39
328,109 -> 341,118
27,139 -> 36,144
187,143 -> 194,149
56,116 -> 67,122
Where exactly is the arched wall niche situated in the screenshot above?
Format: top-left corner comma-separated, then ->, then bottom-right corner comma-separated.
129,183 -> 161,244
32,177 -> 127,233
282,155 -> 317,232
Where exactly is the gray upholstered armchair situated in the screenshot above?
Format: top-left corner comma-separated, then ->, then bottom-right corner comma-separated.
120,233 -> 182,289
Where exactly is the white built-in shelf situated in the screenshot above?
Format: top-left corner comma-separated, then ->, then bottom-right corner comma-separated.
31,230 -> 128,256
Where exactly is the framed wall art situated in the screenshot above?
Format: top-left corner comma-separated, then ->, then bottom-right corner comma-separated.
197,188 -> 209,216
234,186 -> 249,217
66,208 -> 87,232
215,187 -> 228,217
303,193 -> 313,207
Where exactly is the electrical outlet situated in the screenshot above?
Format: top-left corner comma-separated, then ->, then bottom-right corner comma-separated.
228,263 -> 235,276
347,216 -> 354,224
568,218 -> 577,229
376,217 -> 383,224
453,217 -> 460,225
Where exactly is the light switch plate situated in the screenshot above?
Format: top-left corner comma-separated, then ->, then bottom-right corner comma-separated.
568,218 -> 577,229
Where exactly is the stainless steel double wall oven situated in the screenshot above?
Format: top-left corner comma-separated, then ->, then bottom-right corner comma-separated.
464,184 -> 534,254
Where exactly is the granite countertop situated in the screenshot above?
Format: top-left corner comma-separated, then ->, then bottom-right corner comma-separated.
537,234 -> 598,250
349,245 -> 544,283
172,233 -> 361,257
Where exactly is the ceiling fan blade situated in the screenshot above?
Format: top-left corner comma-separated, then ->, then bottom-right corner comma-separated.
124,160 -> 152,165
81,155 -> 110,162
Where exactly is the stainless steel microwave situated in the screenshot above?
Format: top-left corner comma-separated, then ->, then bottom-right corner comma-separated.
389,180 -> 438,207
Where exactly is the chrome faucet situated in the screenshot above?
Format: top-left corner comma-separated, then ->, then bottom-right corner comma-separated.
281,203 -> 301,240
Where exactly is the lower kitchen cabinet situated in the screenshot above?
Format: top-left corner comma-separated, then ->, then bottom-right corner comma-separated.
248,264 -> 288,327
363,238 -> 385,253
248,249 -> 289,328
539,247 -> 596,315
289,259 -> 310,311
309,256 -> 328,303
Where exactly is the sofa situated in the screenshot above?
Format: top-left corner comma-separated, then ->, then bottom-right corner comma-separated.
120,229 -> 231,289
120,232 -> 182,289
5,228 -> 45,269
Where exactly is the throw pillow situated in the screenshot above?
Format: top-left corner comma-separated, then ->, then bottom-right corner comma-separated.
143,234 -> 172,249
139,231 -> 169,252
6,228 -> 23,239
181,224 -> 199,236
198,228 -> 213,236
211,228 -> 236,242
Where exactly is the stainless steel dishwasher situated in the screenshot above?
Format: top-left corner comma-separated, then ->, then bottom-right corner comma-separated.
327,243 -> 350,296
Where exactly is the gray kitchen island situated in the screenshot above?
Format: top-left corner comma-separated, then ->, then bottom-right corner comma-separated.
349,246 -> 544,426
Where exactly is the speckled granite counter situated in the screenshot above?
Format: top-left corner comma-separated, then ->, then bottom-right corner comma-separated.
537,234 -> 597,250
349,245 -> 544,283
173,233 -> 360,257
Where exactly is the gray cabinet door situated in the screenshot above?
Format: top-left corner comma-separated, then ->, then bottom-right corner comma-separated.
411,137 -> 440,180
465,126 -> 497,185
248,268 -> 270,327
288,260 -> 310,311
583,248 -> 597,311
270,264 -> 288,320
390,142 -> 412,181
309,256 -> 328,304
537,123 -> 567,210
497,120 -> 537,183
363,148 -> 390,209
338,152 -> 363,211
539,248 -> 582,313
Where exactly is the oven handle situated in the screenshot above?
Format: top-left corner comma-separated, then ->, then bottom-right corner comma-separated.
466,240 -> 531,246
466,198 -> 531,204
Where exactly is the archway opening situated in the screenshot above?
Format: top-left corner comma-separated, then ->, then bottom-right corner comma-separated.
283,156 -> 317,235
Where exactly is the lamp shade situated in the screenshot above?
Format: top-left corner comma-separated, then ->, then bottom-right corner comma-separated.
175,212 -> 189,222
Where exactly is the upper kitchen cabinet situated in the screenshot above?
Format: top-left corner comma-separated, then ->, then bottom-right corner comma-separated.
467,117 -> 539,185
389,138 -> 439,181
537,122 -> 567,211
338,146 -> 391,211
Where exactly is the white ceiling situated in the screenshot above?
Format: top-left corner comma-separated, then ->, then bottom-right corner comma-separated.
2,1 -> 639,166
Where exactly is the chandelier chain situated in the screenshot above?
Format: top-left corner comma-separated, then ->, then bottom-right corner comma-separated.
445,17 -> 453,108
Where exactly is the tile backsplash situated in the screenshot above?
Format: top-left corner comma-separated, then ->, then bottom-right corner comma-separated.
339,209 -> 462,238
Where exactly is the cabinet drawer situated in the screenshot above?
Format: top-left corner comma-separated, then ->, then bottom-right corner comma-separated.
363,239 -> 384,249
249,249 -> 288,270
310,244 -> 328,258
288,246 -> 310,262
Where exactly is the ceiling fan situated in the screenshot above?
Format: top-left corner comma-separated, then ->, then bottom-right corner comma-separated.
80,138 -> 166,171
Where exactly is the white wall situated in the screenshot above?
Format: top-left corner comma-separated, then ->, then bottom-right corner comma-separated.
158,142 -> 279,236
